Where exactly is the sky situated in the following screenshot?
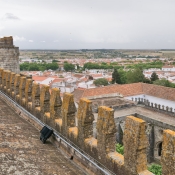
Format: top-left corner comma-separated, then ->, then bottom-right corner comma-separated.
0,0 -> 175,50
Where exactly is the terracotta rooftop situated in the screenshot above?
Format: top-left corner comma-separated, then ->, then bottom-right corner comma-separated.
89,73 -> 103,77
73,83 -> 175,102
73,73 -> 84,79
73,88 -> 85,102
162,65 -> 174,68
32,76 -> 48,82
0,98 -> 85,175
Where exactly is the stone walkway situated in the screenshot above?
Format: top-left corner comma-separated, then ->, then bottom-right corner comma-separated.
0,98 -> 86,175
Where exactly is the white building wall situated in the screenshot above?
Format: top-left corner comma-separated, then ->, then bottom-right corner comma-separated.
162,67 -> 175,71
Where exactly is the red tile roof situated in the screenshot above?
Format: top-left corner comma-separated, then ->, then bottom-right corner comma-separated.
32,76 -> 48,81
162,65 -> 174,68
90,73 -> 103,77
73,88 -> 86,102
73,73 -> 84,79
73,83 -> 175,102
82,83 -> 143,98
143,83 -> 175,101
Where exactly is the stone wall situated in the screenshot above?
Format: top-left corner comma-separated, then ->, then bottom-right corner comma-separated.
89,96 -> 135,113
0,36 -> 19,73
114,110 -> 175,164
1,68 -> 175,175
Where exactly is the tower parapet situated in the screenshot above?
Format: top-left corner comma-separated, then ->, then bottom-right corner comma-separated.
0,36 -> 14,48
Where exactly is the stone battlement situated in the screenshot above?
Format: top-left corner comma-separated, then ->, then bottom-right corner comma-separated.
0,36 -> 14,48
0,68 -> 175,175
133,97 -> 175,116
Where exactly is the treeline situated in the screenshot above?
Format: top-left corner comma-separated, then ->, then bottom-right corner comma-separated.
125,61 -> 163,69
112,68 -> 175,88
20,62 -> 59,71
84,61 -> 163,70
83,62 -> 123,70
95,68 -> 175,89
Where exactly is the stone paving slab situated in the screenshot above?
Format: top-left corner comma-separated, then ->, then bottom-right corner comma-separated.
0,98 -> 86,175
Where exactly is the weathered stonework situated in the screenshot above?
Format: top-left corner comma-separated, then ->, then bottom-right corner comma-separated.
8,72 -> 15,95
4,70 -> 11,93
161,129 -> 175,175
0,68 -> 3,85
124,116 -> 149,174
0,36 -> 19,73
77,98 -> 94,148
18,76 -> 26,104
61,93 -> 77,137
31,82 -> 40,115
40,85 -> 50,122
1,70 -> 7,90
50,88 -> 62,119
97,106 -> 116,164
12,74 -> 20,99
46,88 -> 62,127
22,79 -> 33,107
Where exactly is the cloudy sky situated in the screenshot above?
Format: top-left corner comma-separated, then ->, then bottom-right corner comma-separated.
0,0 -> 175,49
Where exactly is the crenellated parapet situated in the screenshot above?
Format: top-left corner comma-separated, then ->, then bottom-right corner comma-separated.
124,116 -> 148,174
77,98 -> 94,148
1,68 -> 175,175
161,129 -> 175,175
97,106 -> 116,164
39,84 -> 50,121
45,88 -> 62,127
0,36 -> 13,47
31,82 -> 40,115
61,93 -> 77,137
22,78 -> 33,107
13,74 -> 20,100
17,76 -> 26,104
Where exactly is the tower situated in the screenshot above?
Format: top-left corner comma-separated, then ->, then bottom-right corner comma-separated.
0,36 -> 20,73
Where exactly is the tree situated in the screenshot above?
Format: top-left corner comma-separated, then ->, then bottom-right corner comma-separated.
94,78 -> 108,86
143,78 -> 152,84
28,63 -> 39,71
52,59 -> 59,62
112,69 -> 121,84
153,78 -> 175,88
150,72 -> 159,82
20,63 -> 30,71
20,62 -> 58,71
118,69 -> 127,84
126,68 -> 145,83
64,63 -> 75,71
46,63 -> 59,70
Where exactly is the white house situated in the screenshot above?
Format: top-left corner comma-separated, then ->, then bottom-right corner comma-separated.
162,65 -> 175,71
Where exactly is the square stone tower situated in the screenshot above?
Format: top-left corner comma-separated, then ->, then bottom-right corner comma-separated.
0,36 -> 20,73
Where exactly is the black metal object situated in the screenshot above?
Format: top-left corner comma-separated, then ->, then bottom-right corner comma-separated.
40,126 -> 53,144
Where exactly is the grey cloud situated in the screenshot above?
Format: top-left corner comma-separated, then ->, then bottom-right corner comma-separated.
3,13 -> 20,20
